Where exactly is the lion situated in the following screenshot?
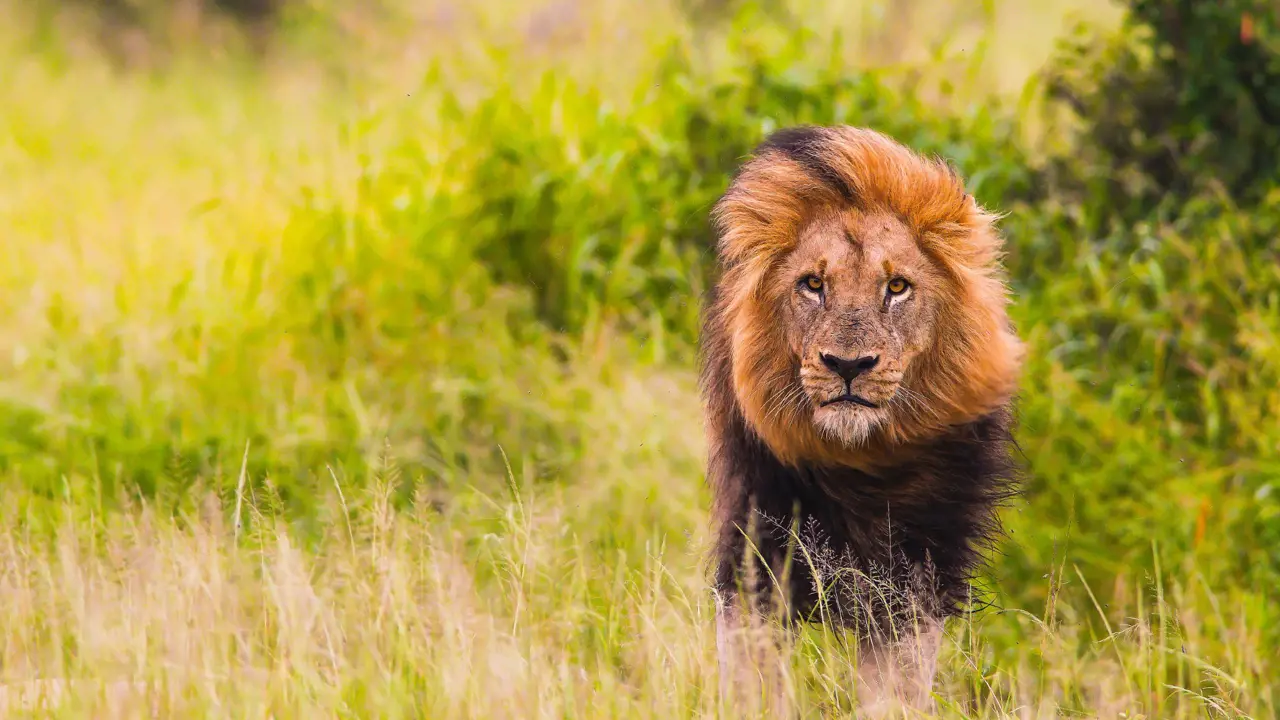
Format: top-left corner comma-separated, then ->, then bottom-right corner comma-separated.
700,125 -> 1024,716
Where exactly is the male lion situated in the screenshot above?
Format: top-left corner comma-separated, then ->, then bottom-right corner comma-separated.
701,126 -> 1023,715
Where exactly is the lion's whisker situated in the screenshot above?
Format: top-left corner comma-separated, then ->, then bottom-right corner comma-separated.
766,384 -> 808,422
888,386 -> 928,416
761,383 -> 806,423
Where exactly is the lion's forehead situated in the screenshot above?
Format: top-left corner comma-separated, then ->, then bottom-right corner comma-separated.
791,211 -> 927,294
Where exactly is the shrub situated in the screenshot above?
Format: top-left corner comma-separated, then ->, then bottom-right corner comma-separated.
444,25 -> 1030,341
1039,0 -> 1280,224
998,0 -> 1280,598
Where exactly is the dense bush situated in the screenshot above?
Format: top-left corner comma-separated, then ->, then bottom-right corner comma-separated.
69,0 -> 281,26
1039,0 -> 1280,223
447,31 -> 1030,341
1003,0 -> 1280,595
39,0 -> 286,63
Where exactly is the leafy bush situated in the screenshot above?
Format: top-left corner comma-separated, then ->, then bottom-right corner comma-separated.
997,0 -> 1280,597
67,0 -> 280,26
443,28 -> 1030,341
1039,0 -> 1280,223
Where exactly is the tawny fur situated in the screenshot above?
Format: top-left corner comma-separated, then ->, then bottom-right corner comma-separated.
701,125 -> 1024,714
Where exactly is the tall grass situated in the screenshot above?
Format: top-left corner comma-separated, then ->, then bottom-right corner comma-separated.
0,463 -> 1270,717
1,0 -> 1277,716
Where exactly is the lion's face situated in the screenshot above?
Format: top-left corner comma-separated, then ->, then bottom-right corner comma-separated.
710,125 -> 1023,468
780,211 -> 942,446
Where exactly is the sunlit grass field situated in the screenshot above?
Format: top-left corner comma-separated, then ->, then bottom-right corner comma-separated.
1,0 -> 1277,717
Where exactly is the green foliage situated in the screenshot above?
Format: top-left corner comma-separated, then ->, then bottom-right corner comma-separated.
996,0 -> 1280,600
446,29 -> 1030,340
63,0 -> 281,27
1040,0 -> 1280,222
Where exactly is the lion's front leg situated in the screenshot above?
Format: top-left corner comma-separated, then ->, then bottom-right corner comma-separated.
853,617 -> 942,718
714,597 -> 795,717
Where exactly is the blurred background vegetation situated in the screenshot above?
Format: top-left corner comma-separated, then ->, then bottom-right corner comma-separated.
1,0 -> 1278,715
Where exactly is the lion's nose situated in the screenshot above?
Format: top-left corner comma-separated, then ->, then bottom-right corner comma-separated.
820,353 -> 880,383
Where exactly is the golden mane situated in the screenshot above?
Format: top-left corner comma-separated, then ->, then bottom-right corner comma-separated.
709,125 -> 1024,467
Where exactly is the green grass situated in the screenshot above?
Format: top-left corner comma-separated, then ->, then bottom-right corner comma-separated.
0,0 -> 1277,716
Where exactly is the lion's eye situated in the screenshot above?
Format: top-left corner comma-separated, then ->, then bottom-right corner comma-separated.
801,275 -> 824,293
887,277 -> 910,296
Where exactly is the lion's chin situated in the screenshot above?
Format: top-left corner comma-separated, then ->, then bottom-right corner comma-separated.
811,404 -> 888,447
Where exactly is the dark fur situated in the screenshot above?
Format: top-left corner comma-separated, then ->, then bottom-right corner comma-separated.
755,126 -> 857,202
701,281 -> 1019,642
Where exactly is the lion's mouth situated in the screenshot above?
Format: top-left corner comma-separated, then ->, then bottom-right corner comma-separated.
820,394 -> 880,409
